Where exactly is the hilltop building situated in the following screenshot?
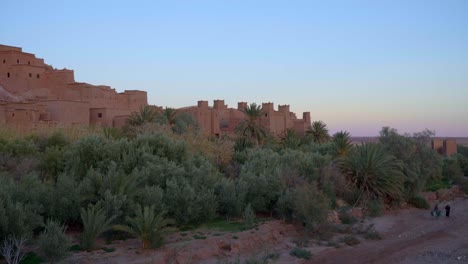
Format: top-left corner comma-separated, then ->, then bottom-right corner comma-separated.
0,44 -> 147,130
178,100 -> 311,137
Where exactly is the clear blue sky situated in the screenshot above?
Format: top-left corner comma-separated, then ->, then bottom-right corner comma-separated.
2,0 -> 467,136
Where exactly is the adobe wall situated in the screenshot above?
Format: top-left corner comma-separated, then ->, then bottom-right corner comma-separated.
444,139 -> 457,156
178,100 -> 311,137
0,44 -> 148,130
432,139 -> 444,154
44,100 -> 90,126
90,108 -> 131,127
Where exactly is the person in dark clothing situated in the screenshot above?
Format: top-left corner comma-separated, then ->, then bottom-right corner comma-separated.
445,204 -> 451,217
431,204 -> 439,217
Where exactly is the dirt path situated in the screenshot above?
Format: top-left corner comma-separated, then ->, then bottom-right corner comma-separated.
310,197 -> 468,264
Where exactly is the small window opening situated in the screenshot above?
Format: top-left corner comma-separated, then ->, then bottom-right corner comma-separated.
29,73 -> 32,77
17,59 -> 19,64
12,113 -> 15,117
98,113 -> 102,118
36,74 -> 40,78
28,61 -> 31,65
2,59 -> 5,63
264,113 -> 268,117
7,72 -> 10,78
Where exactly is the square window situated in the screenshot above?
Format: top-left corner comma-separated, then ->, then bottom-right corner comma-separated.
98,113 -> 102,118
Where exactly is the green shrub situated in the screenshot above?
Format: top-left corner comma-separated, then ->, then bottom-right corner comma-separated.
113,205 -> 174,249
19,252 -> 45,264
364,230 -> 382,240
426,178 -> 451,192
342,235 -> 360,246
408,196 -> 430,209
367,199 -> 384,217
289,247 -> 312,259
38,220 -> 72,264
79,206 -> 115,251
338,208 -> 357,224
293,184 -> 329,230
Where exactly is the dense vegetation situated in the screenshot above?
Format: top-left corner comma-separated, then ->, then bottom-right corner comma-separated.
0,104 -> 466,262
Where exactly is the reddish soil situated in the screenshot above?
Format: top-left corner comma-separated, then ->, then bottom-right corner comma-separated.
64,197 -> 468,264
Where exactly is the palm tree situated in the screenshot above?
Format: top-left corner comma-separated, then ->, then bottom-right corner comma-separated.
113,205 -> 173,249
281,129 -> 301,149
126,105 -> 157,126
235,103 -> 267,145
306,121 -> 330,144
79,206 -> 115,251
337,143 -> 404,204
332,131 -> 353,156
162,107 -> 178,127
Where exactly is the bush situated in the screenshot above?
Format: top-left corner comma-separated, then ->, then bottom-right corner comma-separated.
113,205 -> 174,249
338,208 -> 357,224
289,247 -> 312,259
364,230 -> 382,240
367,199 -> 384,217
79,206 -> 115,251
293,184 -> 329,230
38,220 -> 71,264
0,236 -> 27,264
426,178 -> 451,192
408,195 -> 430,209
342,235 -> 360,246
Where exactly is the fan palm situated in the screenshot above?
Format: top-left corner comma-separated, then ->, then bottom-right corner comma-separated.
127,105 -> 157,126
307,121 -> 330,144
332,131 -> 353,156
337,143 -> 404,203
79,206 -> 115,251
113,205 -> 173,249
235,103 -> 267,145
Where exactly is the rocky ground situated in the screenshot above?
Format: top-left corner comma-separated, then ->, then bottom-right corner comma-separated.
63,195 -> 468,264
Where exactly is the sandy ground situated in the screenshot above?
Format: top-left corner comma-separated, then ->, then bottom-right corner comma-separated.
64,197 -> 468,264
310,197 -> 468,264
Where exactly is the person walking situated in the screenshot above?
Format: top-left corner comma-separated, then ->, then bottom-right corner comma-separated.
445,204 -> 451,217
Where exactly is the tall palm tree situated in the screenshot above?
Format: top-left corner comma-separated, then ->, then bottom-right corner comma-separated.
332,130 -> 353,156
235,103 -> 267,145
306,121 -> 330,144
337,143 -> 404,204
126,105 -> 157,126
113,205 -> 173,249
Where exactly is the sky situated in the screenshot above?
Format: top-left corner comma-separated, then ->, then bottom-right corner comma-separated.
1,0 -> 467,136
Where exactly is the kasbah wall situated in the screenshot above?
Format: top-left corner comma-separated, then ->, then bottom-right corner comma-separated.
0,44 -> 312,137
0,44 -> 147,130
